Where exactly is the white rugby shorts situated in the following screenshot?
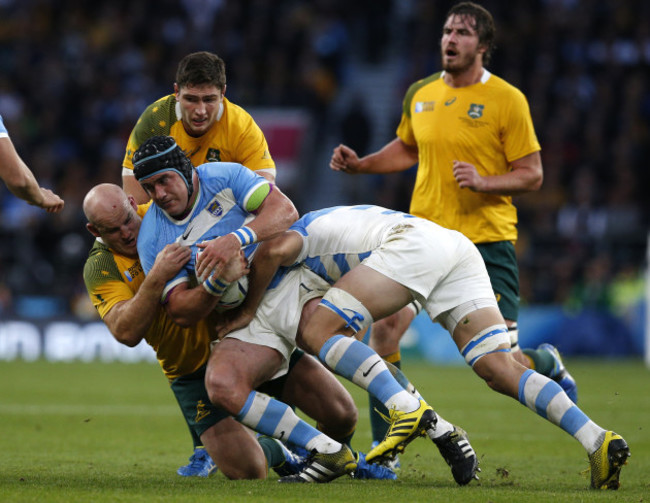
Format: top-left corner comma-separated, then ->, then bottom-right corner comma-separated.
361,219 -> 496,321
224,265 -> 330,379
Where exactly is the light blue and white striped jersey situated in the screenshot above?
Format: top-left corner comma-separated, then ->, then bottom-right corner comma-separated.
0,115 -> 8,138
137,161 -> 269,297
290,205 -> 416,284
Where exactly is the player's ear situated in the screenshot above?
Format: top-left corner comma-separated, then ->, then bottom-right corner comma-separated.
174,82 -> 180,99
221,84 -> 227,97
127,195 -> 138,211
86,222 -> 100,238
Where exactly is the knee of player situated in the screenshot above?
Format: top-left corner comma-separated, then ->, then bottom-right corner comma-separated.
471,349 -> 521,396
204,375 -> 225,407
371,304 -> 415,343
221,463 -> 267,480
221,461 -> 267,480
459,323 -> 511,373
369,320 -> 404,355
303,287 -> 374,348
205,372 -> 244,413
330,392 -> 359,430
295,327 -> 325,355
475,365 -> 506,392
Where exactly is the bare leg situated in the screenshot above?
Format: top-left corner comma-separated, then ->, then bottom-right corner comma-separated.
449,306 -> 525,397
205,338 -> 284,414
368,307 -> 414,356
200,418 -> 267,479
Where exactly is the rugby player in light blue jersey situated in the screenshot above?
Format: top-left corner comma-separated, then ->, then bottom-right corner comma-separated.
222,204 -> 630,490
132,136 -> 359,483
132,137 -> 414,483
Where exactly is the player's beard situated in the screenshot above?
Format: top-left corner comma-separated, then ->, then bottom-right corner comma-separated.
442,47 -> 481,76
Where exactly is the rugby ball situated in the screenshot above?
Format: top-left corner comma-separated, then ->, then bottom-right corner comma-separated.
215,275 -> 248,310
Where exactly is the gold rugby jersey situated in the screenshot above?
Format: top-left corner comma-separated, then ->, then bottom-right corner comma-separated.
123,94 -> 275,177
82,206 -> 212,381
397,70 -> 540,244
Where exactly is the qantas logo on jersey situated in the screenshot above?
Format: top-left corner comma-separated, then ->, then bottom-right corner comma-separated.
414,101 -> 435,113
467,103 -> 484,119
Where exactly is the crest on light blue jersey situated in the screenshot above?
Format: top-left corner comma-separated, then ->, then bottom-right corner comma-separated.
207,200 -> 224,217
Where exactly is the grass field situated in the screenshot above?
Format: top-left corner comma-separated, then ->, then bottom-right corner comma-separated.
1,358 -> 648,502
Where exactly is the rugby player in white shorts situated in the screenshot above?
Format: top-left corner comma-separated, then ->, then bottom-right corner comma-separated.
223,204 -> 629,490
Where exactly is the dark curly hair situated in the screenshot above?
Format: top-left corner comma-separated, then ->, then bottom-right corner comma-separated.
133,136 -> 194,198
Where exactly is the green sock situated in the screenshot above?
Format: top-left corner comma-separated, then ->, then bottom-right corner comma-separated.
256,436 -> 285,469
188,423 -> 201,450
522,348 -> 555,376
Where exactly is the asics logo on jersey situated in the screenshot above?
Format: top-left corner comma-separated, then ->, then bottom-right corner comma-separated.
184,146 -> 201,158
445,97 -> 457,106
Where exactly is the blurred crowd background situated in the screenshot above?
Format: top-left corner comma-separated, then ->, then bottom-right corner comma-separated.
0,0 -> 647,324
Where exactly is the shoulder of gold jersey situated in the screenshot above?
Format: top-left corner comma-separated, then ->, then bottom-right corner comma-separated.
222,97 -> 256,124
403,72 -> 442,117
137,200 -> 153,217
132,95 -> 178,147
83,241 -> 121,287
